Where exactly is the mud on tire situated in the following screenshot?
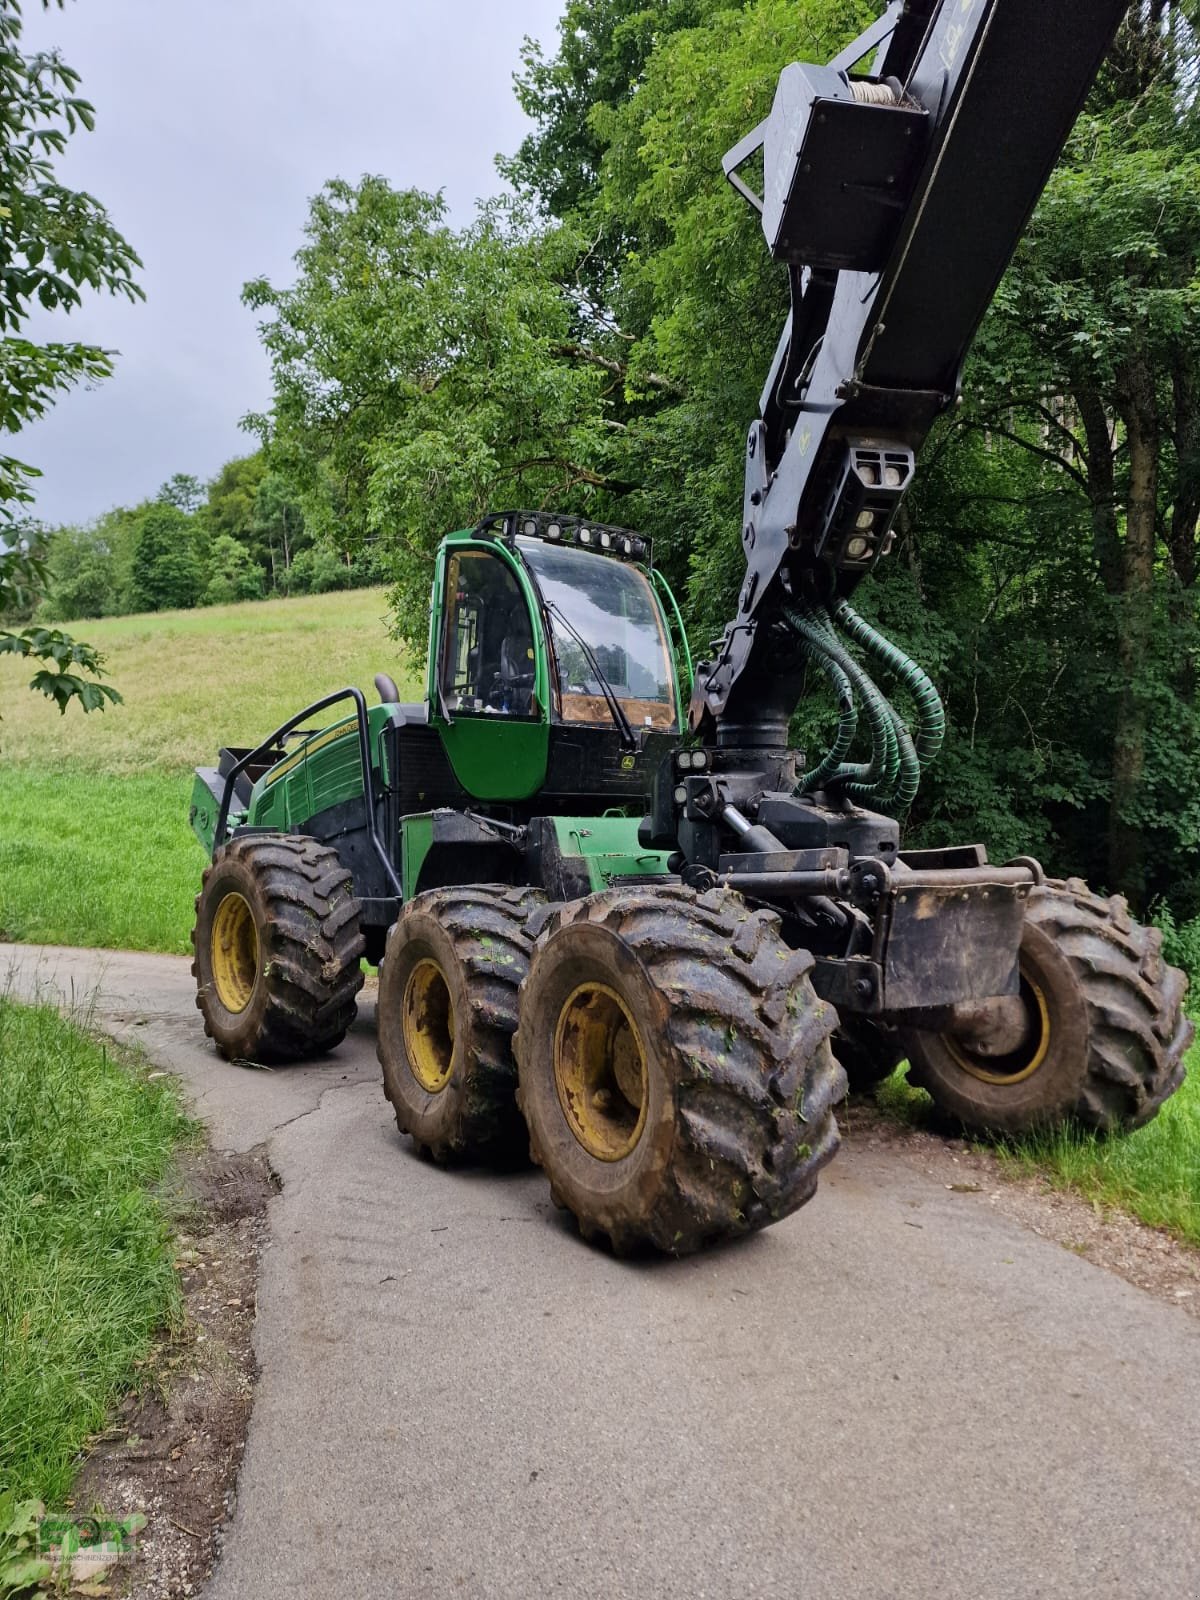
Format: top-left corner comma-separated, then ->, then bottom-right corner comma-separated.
192,834 -> 365,1063
906,877 -> 1193,1135
514,885 -> 847,1256
377,885 -> 545,1163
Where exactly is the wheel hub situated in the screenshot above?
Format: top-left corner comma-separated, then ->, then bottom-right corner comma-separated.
554,983 -> 649,1162
210,892 -> 259,1014
403,959 -> 456,1094
944,973 -> 1051,1086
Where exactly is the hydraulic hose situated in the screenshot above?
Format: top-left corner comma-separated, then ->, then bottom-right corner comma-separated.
785,604 -> 899,804
800,604 -> 901,799
833,599 -> 946,770
884,701 -> 922,811
797,641 -> 857,790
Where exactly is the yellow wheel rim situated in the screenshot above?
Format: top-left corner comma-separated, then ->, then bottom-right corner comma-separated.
554,983 -> 649,1162
210,892 -> 259,1014
402,959 -> 456,1094
945,973 -> 1052,1086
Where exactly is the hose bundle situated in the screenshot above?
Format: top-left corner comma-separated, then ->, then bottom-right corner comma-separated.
783,599 -> 945,812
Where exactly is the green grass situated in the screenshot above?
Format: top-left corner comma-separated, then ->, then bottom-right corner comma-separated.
0,587 -> 419,953
0,998 -> 193,1503
0,587 -> 418,776
0,770 -> 203,954
877,1041 -> 1200,1248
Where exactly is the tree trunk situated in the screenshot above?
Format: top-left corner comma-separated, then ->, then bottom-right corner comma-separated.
1108,353 -> 1160,904
1073,380 -> 1122,595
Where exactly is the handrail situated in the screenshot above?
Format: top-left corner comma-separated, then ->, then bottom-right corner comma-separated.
213,687 -> 403,897
650,566 -> 695,701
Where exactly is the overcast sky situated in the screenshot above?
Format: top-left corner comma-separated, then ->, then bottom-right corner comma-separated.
15,0 -> 565,527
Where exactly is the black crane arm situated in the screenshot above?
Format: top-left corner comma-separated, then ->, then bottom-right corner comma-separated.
692,0 -> 1130,746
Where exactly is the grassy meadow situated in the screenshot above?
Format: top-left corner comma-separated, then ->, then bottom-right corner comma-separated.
0,588 -> 420,953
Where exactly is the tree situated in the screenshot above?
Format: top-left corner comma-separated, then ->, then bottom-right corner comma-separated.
966,1 -> 1200,902
128,502 -> 201,612
203,533 -> 264,606
203,453 -> 267,545
158,472 -> 204,516
0,0 -> 139,715
251,470 -> 307,592
244,179 -> 609,633
36,520 -> 119,619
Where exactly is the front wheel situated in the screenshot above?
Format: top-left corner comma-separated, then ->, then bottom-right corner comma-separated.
514,886 -> 846,1255
905,878 -> 1192,1135
191,834 -> 364,1063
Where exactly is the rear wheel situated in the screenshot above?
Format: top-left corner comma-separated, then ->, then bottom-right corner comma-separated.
377,885 -> 545,1162
192,834 -> 364,1063
514,885 -> 846,1255
905,878 -> 1192,1135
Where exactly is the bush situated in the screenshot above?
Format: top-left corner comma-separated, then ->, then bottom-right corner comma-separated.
1154,903 -> 1200,997
287,544 -> 355,595
36,526 -> 121,621
202,534 -> 265,606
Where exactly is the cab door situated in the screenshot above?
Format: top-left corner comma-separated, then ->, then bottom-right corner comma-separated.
428,540 -> 550,802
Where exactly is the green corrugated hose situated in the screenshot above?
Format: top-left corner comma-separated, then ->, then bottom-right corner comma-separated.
834,599 -> 946,771
785,604 -> 900,803
784,598 -> 945,811
798,640 -> 858,790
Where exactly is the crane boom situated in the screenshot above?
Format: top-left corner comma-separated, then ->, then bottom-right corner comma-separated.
692,0 -> 1130,744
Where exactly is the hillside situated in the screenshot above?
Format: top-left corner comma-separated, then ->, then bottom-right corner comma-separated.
0,587 -> 420,952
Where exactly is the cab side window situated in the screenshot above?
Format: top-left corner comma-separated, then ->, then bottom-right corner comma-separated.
440,550 -> 536,715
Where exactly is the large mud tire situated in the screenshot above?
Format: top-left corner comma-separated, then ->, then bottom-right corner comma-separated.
514,885 -> 846,1256
377,885 -> 545,1163
192,835 -> 364,1063
906,877 -> 1192,1135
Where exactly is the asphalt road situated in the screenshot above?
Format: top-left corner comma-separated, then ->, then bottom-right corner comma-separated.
5,941 -> 1199,1600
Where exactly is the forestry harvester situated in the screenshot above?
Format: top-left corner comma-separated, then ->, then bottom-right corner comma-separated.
189,0 -> 1192,1253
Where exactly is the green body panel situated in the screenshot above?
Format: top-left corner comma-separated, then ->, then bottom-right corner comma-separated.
427,534 -> 551,802
246,703 -> 396,832
190,772 -> 219,856
398,809 -> 671,903
547,814 -> 674,892
401,813 -> 434,900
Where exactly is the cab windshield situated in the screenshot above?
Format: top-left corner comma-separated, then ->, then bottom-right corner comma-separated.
517,538 -> 678,732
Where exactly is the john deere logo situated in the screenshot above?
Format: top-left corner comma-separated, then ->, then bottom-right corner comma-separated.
620,754 -> 636,772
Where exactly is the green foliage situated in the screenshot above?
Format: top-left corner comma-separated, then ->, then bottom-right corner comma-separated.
34,521 -> 120,620
128,502 -> 201,612
0,0 -> 142,717
0,1495 -> 50,1597
203,532 -> 264,606
243,179 -> 609,637
157,471 -> 204,516
0,0 -> 141,526
0,1000 -> 191,1504
287,543 -> 353,595
1154,902 -> 1200,992
203,451 -> 266,556
0,532 -> 120,714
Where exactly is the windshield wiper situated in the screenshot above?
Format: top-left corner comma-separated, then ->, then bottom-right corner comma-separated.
546,601 -> 637,751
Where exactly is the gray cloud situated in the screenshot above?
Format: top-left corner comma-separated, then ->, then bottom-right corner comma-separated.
15,0 -> 563,526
